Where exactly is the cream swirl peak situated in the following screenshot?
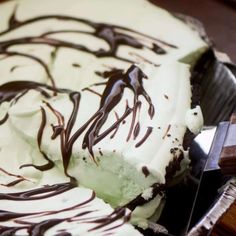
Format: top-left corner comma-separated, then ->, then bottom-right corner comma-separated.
0,0 -> 206,234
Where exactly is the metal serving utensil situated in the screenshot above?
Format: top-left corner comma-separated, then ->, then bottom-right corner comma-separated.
188,114 -> 236,235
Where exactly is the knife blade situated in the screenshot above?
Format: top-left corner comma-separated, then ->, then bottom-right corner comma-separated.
187,114 -> 236,235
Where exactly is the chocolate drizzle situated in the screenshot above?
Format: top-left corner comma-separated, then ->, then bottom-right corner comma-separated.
0,4 -> 182,235
152,43 -> 167,54
0,80 -> 69,105
1,178 -> 25,187
133,122 -> 141,140
20,107 -> 54,171
82,87 -> 102,97
0,65 -> 156,198
0,113 -> 9,125
0,188 -> 131,235
81,65 -> 155,156
0,182 -> 75,201
0,6 -> 177,89
0,5 -> 161,174
135,127 -> 153,148
29,219 -> 66,236
87,207 -> 130,232
44,65 -> 154,173
110,111 -> 120,139
0,167 -> 28,187
10,65 -> 20,72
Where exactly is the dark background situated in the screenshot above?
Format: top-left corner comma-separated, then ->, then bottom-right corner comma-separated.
151,0 -> 236,62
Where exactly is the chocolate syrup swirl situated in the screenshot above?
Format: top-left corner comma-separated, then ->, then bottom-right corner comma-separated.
0,5 -> 176,172
0,63 -> 155,179
0,167 -> 28,187
0,182 -> 75,201
0,5 -> 173,235
19,107 -> 55,171
110,111 -> 120,139
0,80 -> 69,106
41,65 -> 154,174
87,207 -> 130,232
0,188 -> 130,235
0,6 -> 177,89
1,178 -> 25,187
81,65 -> 154,156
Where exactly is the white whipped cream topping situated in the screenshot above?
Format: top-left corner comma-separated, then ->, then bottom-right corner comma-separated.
185,105 -> 204,134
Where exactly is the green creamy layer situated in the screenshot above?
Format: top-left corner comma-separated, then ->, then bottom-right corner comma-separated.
0,0 -> 206,230
69,154 -> 157,207
1,62 -> 203,212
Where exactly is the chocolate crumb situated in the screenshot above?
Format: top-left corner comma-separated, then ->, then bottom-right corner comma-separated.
142,166 -> 150,178
98,148 -> 103,156
193,112 -> 198,115
50,50 -> 57,59
170,147 -> 179,154
72,63 -> 81,68
164,94 -> 169,99
183,129 -> 195,150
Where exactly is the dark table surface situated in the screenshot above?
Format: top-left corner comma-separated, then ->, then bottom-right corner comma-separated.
152,0 -> 236,63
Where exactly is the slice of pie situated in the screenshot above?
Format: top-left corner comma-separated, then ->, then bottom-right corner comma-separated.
0,0 -> 206,234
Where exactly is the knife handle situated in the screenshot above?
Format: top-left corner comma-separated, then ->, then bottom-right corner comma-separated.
219,113 -> 236,175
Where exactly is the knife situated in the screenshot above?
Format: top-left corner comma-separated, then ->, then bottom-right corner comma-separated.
187,114 -> 236,235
